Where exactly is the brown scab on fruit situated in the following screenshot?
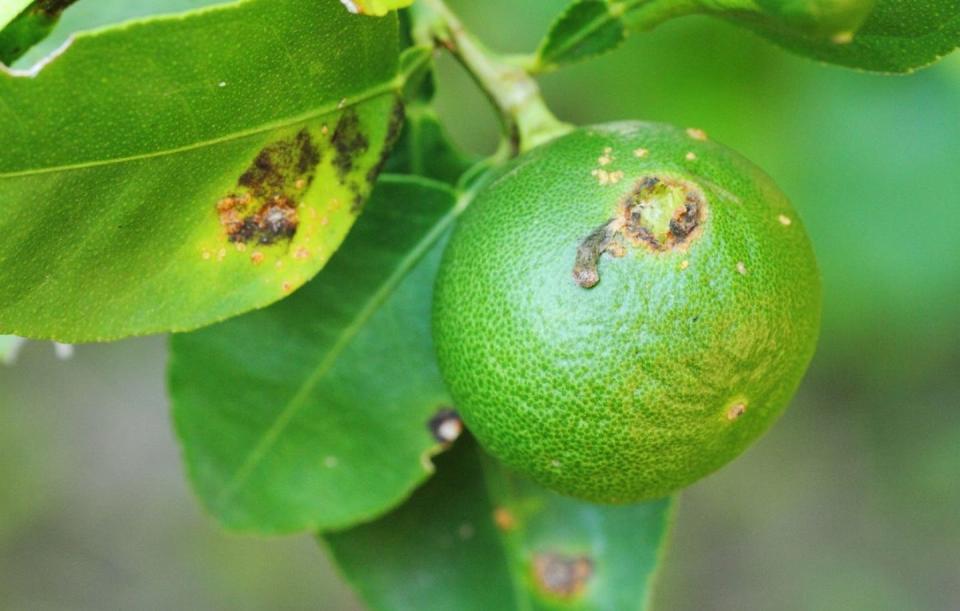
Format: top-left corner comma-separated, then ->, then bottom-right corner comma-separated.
727,402 -> 747,421
216,129 -> 320,247
573,176 -> 707,288
532,552 -> 594,599
427,408 -> 463,445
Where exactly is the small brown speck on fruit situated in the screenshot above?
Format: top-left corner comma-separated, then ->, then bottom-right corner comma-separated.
686,128 -> 708,141
685,151 -> 697,161
250,251 -> 264,265
591,169 -> 610,185
680,260 -> 689,270
736,261 -> 747,275
493,507 -> 517,531
532,553 -> 594,599
727,402 -> 747,421
633,147 -> 648,158
428,408 -> 463,444
778,214 -> 792,226
282,281 -> 293,293
294,247 -> 310,260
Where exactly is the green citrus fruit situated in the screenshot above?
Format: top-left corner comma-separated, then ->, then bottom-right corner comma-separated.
433,122 -> 821,502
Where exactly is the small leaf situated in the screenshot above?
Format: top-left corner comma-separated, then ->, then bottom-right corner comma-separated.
536,0 -> 627,71
0,0 -> 402,342
169,175 -> 460,534
340,0 -> 415,17
325,437 -> 674,611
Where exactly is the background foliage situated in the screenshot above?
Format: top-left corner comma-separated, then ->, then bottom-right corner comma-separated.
1,0 -> 958,609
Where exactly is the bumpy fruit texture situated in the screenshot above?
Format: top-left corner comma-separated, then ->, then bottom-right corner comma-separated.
433,122 -> 821,503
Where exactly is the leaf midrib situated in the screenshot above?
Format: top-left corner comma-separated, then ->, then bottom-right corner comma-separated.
0,79 -> 399,179
213,176 -> 460,510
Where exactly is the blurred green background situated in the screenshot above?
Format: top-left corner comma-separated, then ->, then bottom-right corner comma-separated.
2,0 -> 958,609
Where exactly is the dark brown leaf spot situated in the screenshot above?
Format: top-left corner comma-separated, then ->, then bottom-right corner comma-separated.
427,407 -> 462,445
217,129 -> 320,246
332,109 -> 369,180
532,552 -> 594,599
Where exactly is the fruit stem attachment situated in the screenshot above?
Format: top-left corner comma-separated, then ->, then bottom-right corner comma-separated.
413,0 -> 572,154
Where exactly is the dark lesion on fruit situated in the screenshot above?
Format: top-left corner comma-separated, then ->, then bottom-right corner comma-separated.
216,128 -> 321,246
573,175 -> 707,288
532,552 -> 594,599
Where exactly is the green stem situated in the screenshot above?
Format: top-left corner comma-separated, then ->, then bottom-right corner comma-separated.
414,0 -> 572,154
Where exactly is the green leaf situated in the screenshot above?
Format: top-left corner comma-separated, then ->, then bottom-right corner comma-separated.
0,1 -> 77,64
325,438 -> 674,611
536,0 -> 627,71
539,0 -> 958,74
169,174 -> 460,534
684,0 -> 960,73
0,0 -> 403,342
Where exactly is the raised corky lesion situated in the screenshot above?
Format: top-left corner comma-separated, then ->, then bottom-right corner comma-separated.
573,175 -> 707,288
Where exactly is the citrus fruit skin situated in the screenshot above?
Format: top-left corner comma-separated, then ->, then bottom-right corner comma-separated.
432,122 -> 821,503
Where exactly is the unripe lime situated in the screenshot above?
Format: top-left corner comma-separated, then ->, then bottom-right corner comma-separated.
433,122 -> 821,502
